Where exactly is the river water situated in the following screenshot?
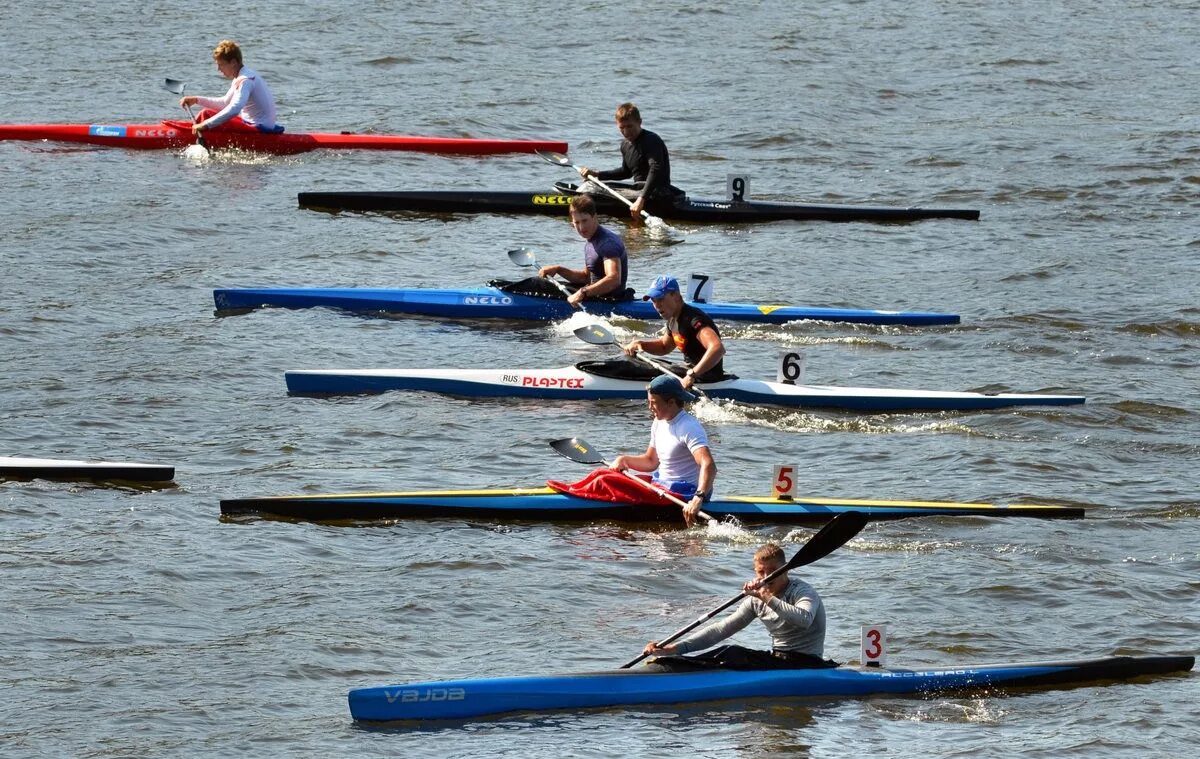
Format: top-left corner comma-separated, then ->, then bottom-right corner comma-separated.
1,1 -> 1197,756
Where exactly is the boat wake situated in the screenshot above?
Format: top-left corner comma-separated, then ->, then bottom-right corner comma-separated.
689,397 -> 973,435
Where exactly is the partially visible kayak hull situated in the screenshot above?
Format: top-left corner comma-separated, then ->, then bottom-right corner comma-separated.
0,455 -> 174,482
283,366 -> 1086,412
213,286 -> 961,327
297,188 -> 980,223
348,655 -> 1194,721
219,486 -> 1084,523
0,123 -> 567,156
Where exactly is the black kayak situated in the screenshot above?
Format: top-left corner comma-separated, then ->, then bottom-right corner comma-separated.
298,182 -> 980,224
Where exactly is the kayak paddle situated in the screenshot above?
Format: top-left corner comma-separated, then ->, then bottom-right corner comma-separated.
622,510 -> 869,669
549,436 -> 713,525
163,77 -> 209,153
535,150 -> 676,233
573,322 -> 709,400
506,247 -> 581,304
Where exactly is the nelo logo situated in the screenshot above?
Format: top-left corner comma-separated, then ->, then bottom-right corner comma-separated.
463,295 -> 512,305
133,128 -> 177,138
532,195 -> 572,205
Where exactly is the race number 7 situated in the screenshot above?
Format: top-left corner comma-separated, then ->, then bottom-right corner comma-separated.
687,273 -> 713,303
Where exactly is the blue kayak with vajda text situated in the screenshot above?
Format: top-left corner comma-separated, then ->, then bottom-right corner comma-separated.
347,654 -> 1194,721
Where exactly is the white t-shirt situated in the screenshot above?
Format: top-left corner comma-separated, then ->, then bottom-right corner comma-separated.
196,67 -> 277,128
649,409 -> 709,486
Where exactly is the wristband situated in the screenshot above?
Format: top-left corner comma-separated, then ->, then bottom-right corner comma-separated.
694,490 -> 711,503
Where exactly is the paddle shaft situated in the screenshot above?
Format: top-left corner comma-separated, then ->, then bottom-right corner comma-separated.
610,466 -> 713,524
549,437 -> 713,524
574,324 -> 708,400
622,511 -> 867,668
164,78 -> 207,149
536,150 -> 669,228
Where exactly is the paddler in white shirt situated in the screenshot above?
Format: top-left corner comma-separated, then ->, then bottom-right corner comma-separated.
609,374 -> 716,526
179,40 -> 278,135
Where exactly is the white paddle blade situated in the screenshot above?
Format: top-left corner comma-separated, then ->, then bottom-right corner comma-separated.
507,247 -> 537,267
536,149 -> 572,167
164,78 -> 187,95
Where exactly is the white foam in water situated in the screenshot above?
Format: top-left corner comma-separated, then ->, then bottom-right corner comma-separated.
552,311 -> 636,343
703,516 -> 756,542
183,144 -> 210,163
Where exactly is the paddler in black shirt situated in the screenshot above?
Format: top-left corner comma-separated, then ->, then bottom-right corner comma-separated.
624,276 -> 726,391
577,102 -> 679,220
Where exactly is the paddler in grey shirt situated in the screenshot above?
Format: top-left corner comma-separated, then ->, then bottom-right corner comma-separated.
643,543 -> 831,669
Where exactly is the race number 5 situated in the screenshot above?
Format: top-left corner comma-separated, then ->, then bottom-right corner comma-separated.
772,464 -> 798,498
687,273 -> 713,303
861,624 -> 888,667
777,351 -> 806,385
726,173 -> 750,202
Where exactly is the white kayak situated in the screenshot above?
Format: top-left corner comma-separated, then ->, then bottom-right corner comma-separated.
283,364 -> 1085,412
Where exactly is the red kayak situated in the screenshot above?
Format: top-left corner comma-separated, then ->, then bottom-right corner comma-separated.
0,121 -> 567,156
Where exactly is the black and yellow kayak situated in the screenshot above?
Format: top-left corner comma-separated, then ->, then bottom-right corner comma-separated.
298,182 -> 980,224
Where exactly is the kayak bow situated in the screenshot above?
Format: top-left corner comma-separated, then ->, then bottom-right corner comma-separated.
219,486 -> 1085,523
0,122 -> 567,156
0,455 -> 174,482
282,365 -> 1085,412
213,286 -> 961,327
348,655 -> 1193,721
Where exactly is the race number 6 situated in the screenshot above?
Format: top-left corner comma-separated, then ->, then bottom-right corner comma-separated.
777,351 -> 806,385
772,464 -> 798,498
861,624 -> 888,667
726,173 -> 750,202
687,273 -> 713,303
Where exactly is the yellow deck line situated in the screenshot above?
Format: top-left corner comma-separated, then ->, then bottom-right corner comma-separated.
260,487 -> 1066,510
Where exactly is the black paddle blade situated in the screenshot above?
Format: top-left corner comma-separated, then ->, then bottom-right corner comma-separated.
507,247 -> 537,268
549,437 -> 605,466
784,511 -> 868,571
536,149 -> 572,167
164,77 -> 187,95
573,323 -> 615,346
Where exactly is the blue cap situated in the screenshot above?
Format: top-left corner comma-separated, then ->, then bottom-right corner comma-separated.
642,275 -> 680,300
648,373 -> 698,402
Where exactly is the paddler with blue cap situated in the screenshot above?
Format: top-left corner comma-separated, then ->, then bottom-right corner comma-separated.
609,373 -> 716,526
625,275 -> 727,391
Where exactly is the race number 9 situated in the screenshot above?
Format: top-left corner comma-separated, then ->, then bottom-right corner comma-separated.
726,173 -> 750,202
861,624 -> 888,667
772,464 -> 798,498
777,351 -> 806,385
687,273 -> 713,303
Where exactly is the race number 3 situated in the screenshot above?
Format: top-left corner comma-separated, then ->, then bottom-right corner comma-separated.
772,464 -> 798,498
861,624 -> 888,667
726,173 -> 750,202
687,273 -> 713,303
777,351 -> 806,385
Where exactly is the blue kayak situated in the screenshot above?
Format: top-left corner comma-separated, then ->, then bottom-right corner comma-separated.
348,655 -> 1193,721
212,286 -> 960,327
219,486 -> 1085,523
